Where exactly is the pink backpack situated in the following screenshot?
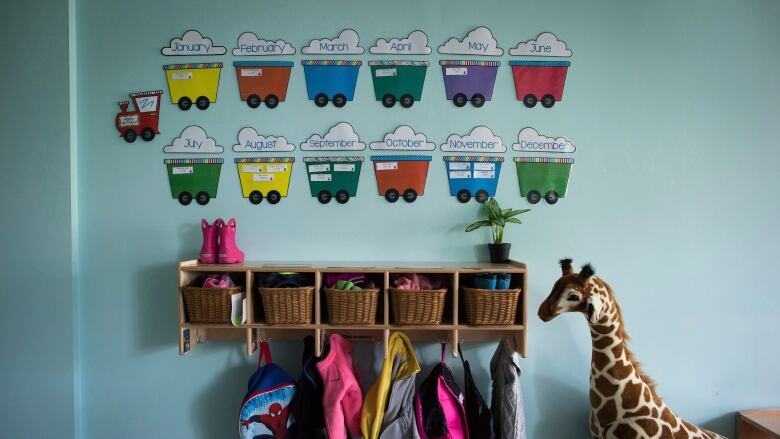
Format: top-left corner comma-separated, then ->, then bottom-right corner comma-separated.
414,344 -> 469,439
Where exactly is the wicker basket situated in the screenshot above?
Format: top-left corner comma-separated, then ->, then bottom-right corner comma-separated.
325,288 -> 380,325
390,288 -> 447,325
182,286 -> 243,324
463,287 -> 521,326
259,286 -> 314,325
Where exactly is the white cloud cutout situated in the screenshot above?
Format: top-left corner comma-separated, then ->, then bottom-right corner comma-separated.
509,32 -> 572,57
369,30 -> 431,55
161,30 -> 227,56
164,126 -> 223,153
369,125 -> 436,151
232,32 -> 296,56
441,126 -> 505,153
438,26 -> 503,56
300,122 -> 365,151
232,127 -> 295,152
512,127 -> 575,153
301,29 -> 364,55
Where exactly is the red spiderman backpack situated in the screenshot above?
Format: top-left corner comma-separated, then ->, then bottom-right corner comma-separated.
239,342 -> 296,439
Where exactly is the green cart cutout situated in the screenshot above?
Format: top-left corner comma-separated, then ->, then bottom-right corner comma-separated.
164,158 -> 223,205
514,157 -> 574,205
304,157 -> 364,204
368,61 -> 429,108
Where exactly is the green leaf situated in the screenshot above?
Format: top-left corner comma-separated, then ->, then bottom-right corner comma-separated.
505,218 -> 522,224
465,220 -> 491,232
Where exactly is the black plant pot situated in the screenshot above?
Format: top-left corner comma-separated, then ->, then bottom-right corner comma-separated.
488,243 -> 511,264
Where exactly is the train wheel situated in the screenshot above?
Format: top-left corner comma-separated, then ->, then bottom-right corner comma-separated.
196,191 -> 210,205
544,191 -> 559,205
335,190 -> 350,204
249,191 -> 263,205
475,190 -> 489,203
527,190 -> 541,204
317,190 -> 332,204
471,94 -> 485,108
195,96 -> 210,110
385,189 -> 400,203
541,94 -> 556,108
400,94 -> 414,108
247,94 -> 261,108
265,95 -> 279,109
453,93 -> 468,107
381,94 -> 396,108
332,94 -> 347,108
267,190 -> 281,204
178,192 -> 192,205
123,129 -> 137,143
523,94 -> 537,108
140,128 -> 155,142
314,93 -> 328,107
403,188 -> 418,203
456,189 -> 471,203
177,97 -> 192,111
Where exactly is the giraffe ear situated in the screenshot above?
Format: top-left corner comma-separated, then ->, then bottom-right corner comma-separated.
586,295 -> 603,324
560,258 -> 573,276
579,263 -> 595,280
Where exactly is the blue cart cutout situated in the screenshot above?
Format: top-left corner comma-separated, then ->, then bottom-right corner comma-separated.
301,60 -> 362,107
443,155 -> 504,203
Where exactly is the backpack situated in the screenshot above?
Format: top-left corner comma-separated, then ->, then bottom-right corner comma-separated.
458,343 -> 493,438
239,341 -> 296,439
414,343 -> 469,439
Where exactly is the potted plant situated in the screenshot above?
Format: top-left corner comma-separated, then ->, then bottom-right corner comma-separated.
465,198 -> 530,263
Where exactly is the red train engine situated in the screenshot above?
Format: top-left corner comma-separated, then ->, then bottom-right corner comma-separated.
115,90 -> 163,143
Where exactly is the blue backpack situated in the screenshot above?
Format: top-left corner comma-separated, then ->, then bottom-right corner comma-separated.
239,342 -> 296,439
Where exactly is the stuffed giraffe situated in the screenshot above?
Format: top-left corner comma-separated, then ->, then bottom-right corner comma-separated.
538,259 -> 725,439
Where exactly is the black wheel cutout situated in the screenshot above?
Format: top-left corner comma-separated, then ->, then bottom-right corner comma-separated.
314,93 -> 328,107
332,94 -> 347,108
381,94 -> 396,108
453,93 -> 468,107
335,190 -> 350,204
317,190 -> 332,204
456,189 -> 471,203
123,129 -> 137,143
545,191 -> 559,205
403,188 -> 418,203
267,190 -> 281,204
247,94 -> 261,108
249,190 -> 263,205
541,94 -> 555,108
178,192 -> 192,205
264,95 -> 279,109
400,94 -> 414,108
385,188 -> 400,203
527,190 -> 541,204
475,190 -> 489,203
195,191 -> 210,205
177,97 -> 192,111
523,94 -> 537,108
140,128 -> 155,142
195,96 -> 210,110
471,94 -> 485,108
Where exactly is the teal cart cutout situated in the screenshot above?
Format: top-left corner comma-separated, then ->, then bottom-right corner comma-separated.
304,157 -> 364,204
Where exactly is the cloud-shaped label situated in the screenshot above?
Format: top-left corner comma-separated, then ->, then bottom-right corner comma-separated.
512,127 -> 575,153
369,30 -> 431,55
301,122 -> 365,151
302,29 -> 364,55
441,126 -> 505,153
370,125 -> 436,151
232,32 -> 296,56
438,26 -> 503,56
509,32 -> 572,57
232,127 -> 295,152
164,126 -> 223,153
161,30 -> 227,56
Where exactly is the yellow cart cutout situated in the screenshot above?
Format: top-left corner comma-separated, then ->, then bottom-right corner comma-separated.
163,62 -> 223,110
235,157 -> 295,205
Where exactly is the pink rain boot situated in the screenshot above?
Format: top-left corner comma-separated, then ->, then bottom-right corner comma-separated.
217,218 -> 245,264
199,219 -> 218,264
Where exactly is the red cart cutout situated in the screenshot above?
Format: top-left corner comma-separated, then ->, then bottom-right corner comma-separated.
371,155 -> 432,203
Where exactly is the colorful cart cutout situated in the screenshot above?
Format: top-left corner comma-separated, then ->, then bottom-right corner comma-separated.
509,60 -> 570,108
235,157 -> 294,205
233,61 -> 293,109
440,60 -> 500,107
163,62 -> 223,111
115,90 -> 162,143
368,61 -> 428,108
304,157 -> 364,204
371,155 -> 432,203
443,155 -> 504,203
301,60 -> 361,107
514,157 -> 574,205
164,158 -> 223,206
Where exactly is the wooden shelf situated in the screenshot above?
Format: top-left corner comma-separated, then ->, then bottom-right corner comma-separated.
177,260 -> 528,359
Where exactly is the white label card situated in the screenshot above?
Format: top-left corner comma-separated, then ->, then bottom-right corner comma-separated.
253,174 -> 273,182
172,166 -> 193,175
241,69 -> 262,77
334,163 -> 355,172
172,72 -> 192,80
310,174 -> 332,182
375,68 -> 397,77
119,115 -> 139,127
474,163 -> 495,171
309,164 -> 330,172
242,165 -> 262,173
449,162 -> 470,171
473,170 -> 495,179
449,170 -> 471,179
445,67 -> 467,76
376,162 -> 398,171
266,164 -> 288,172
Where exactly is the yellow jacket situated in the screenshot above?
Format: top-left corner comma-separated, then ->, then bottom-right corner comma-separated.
361,332 -> 420,439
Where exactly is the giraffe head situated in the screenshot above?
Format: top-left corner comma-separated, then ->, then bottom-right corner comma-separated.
538,258 -> 614,325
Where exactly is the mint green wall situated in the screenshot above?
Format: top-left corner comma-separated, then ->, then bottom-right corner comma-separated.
72,0 -> 780,438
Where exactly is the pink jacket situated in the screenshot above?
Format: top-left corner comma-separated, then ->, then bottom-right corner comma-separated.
316,334 -> 363,439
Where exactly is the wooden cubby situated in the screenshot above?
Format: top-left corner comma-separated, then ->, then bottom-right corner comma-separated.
177,260 -> 528,358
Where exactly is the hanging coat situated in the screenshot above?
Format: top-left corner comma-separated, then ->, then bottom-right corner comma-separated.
490,337 -> 526,439
316,333 -> 364,439
362,331 -> 421,439
287,336 -> 327,439
414,344 -> 469,439
459,344 -> 493,438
